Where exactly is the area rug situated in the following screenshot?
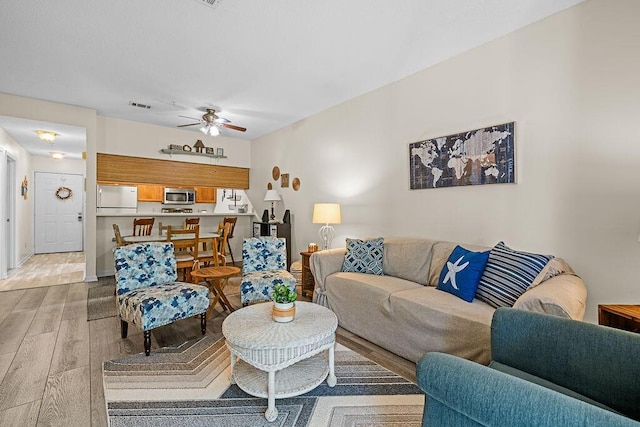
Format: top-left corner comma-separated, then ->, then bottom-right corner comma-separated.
87,284 -> 117,321
103,333 -> 424,426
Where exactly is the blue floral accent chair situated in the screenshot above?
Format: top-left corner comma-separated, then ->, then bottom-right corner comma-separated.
240,237 -> 297,305
114,242 -> 210,356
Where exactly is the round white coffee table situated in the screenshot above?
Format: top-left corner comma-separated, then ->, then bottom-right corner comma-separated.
222,301 -> 338,421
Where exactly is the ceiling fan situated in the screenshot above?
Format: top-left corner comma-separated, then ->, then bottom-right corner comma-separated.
177,108 -> 246,136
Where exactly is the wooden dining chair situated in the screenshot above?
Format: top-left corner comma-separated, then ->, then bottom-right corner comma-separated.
167,225 -> 199,282
133,218 -> 155,236
112,224 -> 126,246
223,217 -> 238,265
184,217 -> 200,230
198,222 -> 230,267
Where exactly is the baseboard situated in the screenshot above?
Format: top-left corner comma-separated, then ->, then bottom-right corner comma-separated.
85,275 -> 99,282
96,270 -> 115,278
16,252 -> 34,268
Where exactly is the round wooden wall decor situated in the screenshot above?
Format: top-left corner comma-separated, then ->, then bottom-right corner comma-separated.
292,177 -> 301,191
267,182 -> 273,190
272,166 -> 280,180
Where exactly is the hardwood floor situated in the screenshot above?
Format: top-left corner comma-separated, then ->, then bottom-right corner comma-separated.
0,278 -> 417,426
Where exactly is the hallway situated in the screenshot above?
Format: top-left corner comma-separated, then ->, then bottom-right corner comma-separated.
0,252 -> 85,292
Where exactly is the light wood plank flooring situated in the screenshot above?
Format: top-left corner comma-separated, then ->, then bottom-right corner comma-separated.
0,252 -> 85,292
0,278 -> 417,426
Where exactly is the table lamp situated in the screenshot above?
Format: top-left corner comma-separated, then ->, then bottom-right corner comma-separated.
264,190 -> 281,222
312,203 -> 341,250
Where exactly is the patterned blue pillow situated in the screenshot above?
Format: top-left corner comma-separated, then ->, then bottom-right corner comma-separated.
437,245 -> 490,302
341,237 -> 384,275
475,242 -> 553,308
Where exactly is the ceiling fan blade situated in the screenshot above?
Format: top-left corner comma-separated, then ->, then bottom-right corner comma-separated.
222,123 -> 247,132
178,115 -> 202,121
177,122 -> 201,127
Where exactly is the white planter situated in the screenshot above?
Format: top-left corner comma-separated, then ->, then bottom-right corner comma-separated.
272,302 -> 295,323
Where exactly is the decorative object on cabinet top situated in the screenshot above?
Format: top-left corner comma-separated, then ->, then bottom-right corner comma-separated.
161,147 -> 227,159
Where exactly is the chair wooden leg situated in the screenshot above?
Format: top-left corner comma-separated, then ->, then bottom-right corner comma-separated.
227,242 -> 235,265
121,320 -> 128,338
144,331 -> 151,356
201,313 -> 206,335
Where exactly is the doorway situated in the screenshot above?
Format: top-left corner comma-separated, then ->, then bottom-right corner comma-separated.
34,172 -> 84,254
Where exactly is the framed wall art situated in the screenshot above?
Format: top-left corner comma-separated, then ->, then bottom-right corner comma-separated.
281,173 -> 289,188
409,122 -> 515,189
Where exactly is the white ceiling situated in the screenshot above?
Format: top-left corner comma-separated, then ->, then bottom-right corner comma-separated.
0,0 -> 584,155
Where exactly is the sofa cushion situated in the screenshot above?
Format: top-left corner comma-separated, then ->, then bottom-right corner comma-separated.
428,241 -> 491,287
437,245 -> 490,302
382,237 -> 438,284
476,242 -> 553,308
389,287 -> 495,363
341,237 -> 384,275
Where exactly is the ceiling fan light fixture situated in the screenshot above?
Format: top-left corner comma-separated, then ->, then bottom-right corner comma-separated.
200,124 -> 220,136
36,130 -> 57,143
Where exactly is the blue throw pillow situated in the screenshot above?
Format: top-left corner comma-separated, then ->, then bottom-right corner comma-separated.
437,245 -> 490,302
475,242 -> 554,308
341,237 -> 384,275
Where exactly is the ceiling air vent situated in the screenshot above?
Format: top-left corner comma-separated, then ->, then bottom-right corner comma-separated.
192,0 -> 223,9
128,101 -> 152,110
196,0 -> 222,9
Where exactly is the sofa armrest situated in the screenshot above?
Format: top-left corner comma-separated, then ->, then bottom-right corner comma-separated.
514,273 -> 586,320
310,248 -> 346,307
492,308 -> 640,421
416,352 -> 638,427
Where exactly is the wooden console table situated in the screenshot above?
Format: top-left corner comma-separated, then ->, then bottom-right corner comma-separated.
597,304 -> 640,334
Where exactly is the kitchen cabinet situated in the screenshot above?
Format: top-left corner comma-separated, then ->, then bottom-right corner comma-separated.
137,185 -> 163,202
195,187 -> 217,203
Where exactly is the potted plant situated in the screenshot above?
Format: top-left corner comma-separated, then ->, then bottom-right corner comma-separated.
272,284 -> 297,323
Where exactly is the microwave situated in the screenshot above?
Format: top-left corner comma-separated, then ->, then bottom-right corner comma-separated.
163,188 -> 195,205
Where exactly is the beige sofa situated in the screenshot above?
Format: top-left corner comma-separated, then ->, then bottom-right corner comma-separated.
311,237 -> 587,365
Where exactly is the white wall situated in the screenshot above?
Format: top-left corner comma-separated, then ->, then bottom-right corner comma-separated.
0,128 -> 33,265
0,93 -> 99,280
31,156 -> 86,175
98,116 -> 251,168
249,0 -> 640,323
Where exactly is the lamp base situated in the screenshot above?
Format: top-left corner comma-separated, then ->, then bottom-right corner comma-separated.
318,225 -> 335,251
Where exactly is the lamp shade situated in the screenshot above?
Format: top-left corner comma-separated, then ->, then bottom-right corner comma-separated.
264,189 -> 281,202
312,203 -> 341,225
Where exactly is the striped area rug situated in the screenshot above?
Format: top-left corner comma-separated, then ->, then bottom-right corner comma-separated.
103,333 -> 424,426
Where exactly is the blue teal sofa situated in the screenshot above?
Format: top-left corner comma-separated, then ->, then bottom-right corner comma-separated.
416,308 -> 640,426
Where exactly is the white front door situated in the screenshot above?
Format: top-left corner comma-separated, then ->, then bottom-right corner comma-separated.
34,172 -> 84,254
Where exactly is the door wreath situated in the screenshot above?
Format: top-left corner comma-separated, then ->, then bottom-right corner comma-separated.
56,186 -> 73,200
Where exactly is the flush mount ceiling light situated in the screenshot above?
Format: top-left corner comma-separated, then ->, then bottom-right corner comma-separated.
50,152 -> 65,160
36,130 -> 57,143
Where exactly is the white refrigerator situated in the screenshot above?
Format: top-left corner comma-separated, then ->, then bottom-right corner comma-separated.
97,185 -> 138,214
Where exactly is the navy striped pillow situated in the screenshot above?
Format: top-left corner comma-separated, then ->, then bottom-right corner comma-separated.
475,242 -> 553,308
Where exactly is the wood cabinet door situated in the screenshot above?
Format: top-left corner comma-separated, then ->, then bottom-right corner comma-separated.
195,187 -> 217,203
138,185 -> 164,202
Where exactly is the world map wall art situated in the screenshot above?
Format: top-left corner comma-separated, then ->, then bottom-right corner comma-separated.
409,122 -> 515,189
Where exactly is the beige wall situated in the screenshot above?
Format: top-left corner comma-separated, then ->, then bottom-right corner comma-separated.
249,0 -> 640,322
31,156 -> 86,175
0,128 -> 33,265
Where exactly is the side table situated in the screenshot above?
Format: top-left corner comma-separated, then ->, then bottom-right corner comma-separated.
300,251 -> 315,297
598,304 -> 640,334
191,266 -> 240,318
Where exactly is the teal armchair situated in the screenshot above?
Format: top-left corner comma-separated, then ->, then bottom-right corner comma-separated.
416,308 -> 640,426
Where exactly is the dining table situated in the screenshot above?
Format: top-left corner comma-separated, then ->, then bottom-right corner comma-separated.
122,231 -> 220,246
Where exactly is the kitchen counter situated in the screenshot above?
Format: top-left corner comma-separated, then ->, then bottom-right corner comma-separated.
96,211 -> 256,217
